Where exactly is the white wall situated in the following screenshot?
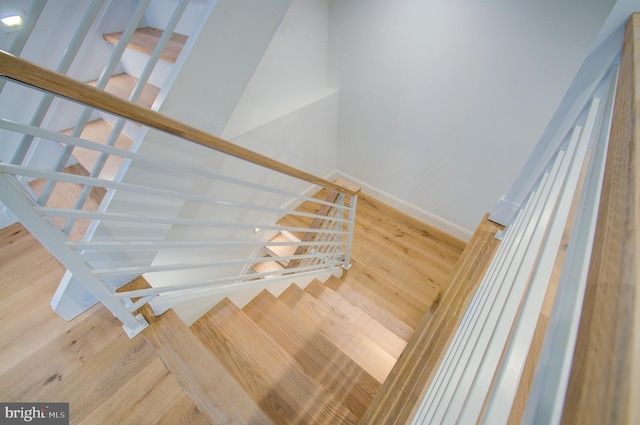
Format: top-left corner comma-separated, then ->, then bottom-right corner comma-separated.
328,0 -> 617,234
222,0 -> 334,140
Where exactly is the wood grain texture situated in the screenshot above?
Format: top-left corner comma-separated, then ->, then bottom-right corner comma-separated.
507,315 -> 549,425
561,13 -> 640,425
303,279 -> 407,359
0,223 -> 210,425
192,298 -> 359,425
279,284 -> 397,384
188,188 -> 463,423
325,272 -> 416,341
359,215 -> 502,424
352,195 -> 464,303
154,394 -> 210,425
103,27 -> 188,64
87,73 -> 160,109
0,50 -> 358,197
1,183 -> 466,423
243,290 -> 378,420
142,302 -> 272,425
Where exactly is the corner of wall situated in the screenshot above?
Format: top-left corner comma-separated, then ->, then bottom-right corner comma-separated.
329,170 -> 473,242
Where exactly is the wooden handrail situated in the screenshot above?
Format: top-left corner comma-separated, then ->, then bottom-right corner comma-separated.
0,50 -> 357,197
561,13 -> 640,425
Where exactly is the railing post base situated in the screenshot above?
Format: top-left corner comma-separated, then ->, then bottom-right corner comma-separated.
122,313 -> 149,338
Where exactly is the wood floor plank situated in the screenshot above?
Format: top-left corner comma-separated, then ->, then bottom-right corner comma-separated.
77,358 -> 182,425
0,225 -> 200,425
0,305 -> 126,402
193,299 -> 358,425
0,223 -> 64,294
155,394 -> 211,425
0,299 -> 81,376
61,336 -> 157,423
244,290 -> 379,420
350,194 -> 464,306
279,285 -> 396,383
357,194 -> 466,256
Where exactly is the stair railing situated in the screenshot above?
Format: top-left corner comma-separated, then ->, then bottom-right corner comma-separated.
1,0 -> 197,225
409,65 -> 617,423
404,14 -> 639,425
0,51 -> 359,337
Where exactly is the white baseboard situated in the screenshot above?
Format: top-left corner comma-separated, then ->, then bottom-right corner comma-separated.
327,170 -> 473,242
0,204 -> 18,229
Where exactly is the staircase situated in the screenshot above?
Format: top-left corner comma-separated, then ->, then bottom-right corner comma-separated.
23,26 -> 186,242
253,179 -> 359,277
137,192 -> 466,424
69,26 -> 183,190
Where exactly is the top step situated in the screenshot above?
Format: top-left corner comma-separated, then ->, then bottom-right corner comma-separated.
103,27 -> 188,64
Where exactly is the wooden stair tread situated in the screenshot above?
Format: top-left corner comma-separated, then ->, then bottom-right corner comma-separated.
304,280 -> 407,359
243,290 -> 379,420
278,284 -> 396,383
275,215 -> 307,240
325,273 -> 416,342
61,119 -> 133,182
28,164 -> 103,242
351,195 -> 460,303
359,214 -> 503,424
192,298 -> 358,425
103,27 -> 187,64
140,304 -> 271,425
87,73 -> 160,109
252,259 -> 285,276
265,233 -> 297,260
328,260 -> 429,330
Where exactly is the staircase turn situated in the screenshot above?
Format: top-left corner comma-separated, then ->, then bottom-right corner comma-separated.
137,191 -> 466,424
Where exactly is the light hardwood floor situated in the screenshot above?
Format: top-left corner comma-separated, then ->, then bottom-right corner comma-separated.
0,193 -> 465,424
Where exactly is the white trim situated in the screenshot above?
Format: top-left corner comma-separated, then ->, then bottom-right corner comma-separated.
328,170 -> 473,242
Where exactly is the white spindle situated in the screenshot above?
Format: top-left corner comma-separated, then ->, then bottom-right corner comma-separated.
0,4 -> 358,338
521,65 -> 618,425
